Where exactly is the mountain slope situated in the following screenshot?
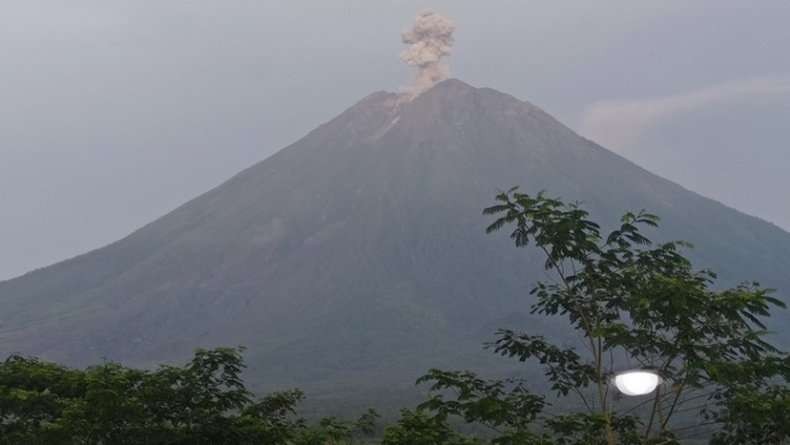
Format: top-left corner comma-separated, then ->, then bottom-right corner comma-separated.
2,79 -> 789,400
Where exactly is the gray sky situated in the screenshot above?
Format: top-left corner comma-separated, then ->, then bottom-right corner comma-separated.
2,1 -> 789,280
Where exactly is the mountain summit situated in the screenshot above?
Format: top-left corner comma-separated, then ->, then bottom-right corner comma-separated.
1,79 -> 789,402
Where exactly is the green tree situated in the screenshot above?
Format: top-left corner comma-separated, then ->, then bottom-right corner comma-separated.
399,189 -> 789,444
0,347 -> 377,444
382,408 -> 483,445
291,410 -> 379,445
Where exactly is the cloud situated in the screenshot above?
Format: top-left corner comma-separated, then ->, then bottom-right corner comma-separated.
579,78 -> 790,151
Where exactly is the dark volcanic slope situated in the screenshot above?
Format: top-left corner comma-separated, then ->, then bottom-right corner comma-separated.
2,79 -> 789,396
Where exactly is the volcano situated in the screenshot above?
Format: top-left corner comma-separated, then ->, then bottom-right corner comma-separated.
2,79 -> 789,408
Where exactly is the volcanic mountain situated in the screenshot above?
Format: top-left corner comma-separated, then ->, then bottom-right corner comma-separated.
2,79 -> 789,406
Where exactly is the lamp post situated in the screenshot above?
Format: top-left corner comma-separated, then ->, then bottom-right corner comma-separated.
613,369 -> 661,396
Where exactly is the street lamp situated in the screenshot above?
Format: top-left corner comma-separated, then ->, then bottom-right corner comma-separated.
613,370 -> 661,396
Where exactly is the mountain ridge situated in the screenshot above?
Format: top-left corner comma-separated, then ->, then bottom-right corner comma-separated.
3,78 -> 787,285
1,79 -> 788,404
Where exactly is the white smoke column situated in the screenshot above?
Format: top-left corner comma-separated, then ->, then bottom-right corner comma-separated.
400,10 -> 456,97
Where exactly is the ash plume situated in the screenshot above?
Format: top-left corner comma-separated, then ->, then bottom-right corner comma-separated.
400,10 -> 456,97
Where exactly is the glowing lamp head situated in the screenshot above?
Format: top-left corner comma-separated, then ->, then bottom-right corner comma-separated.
613,370 -> 661,396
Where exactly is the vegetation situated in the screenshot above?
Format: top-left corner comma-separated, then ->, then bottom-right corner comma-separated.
0,347 -> 377,444
1,190 -> 787,444
394,189 -> 790,444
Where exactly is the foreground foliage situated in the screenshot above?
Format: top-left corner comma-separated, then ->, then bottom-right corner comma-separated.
393,189 -> 790,444
0,347 -> 377,445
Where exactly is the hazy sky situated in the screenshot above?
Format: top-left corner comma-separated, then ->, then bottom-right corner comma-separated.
2,1 -> 789,280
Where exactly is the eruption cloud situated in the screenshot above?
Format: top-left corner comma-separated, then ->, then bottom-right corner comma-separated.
400,10 -> 456,97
